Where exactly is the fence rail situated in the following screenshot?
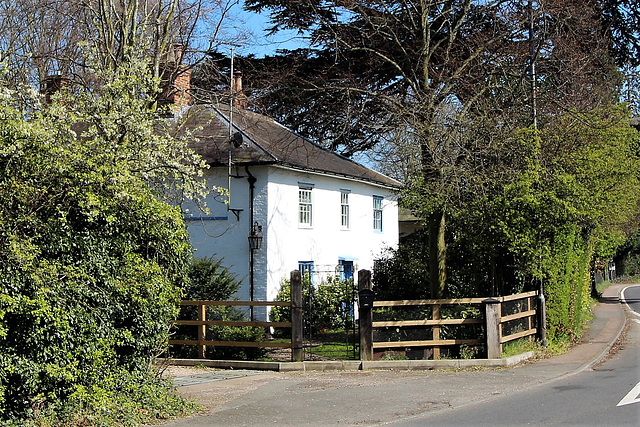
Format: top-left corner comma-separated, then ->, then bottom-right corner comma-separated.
498,290 -> 539,348
178,300 -> 291,307
171,270 -> 543,362
169,300 -> 295,358
169,271 -> 304,361
361,287 -> 541,360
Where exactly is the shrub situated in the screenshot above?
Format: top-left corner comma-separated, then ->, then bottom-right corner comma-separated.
270,275 -> 357,337
0,61 -> 202,424
171,257 -> 267,360
184,256 -> 240,300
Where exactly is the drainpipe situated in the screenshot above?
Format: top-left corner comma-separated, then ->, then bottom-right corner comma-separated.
246,166 -> 257,321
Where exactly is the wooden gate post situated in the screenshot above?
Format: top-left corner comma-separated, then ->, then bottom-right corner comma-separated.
484,298 -> 502,359
358,269 -> 374,361
538,291 -> 547,348
291,270 -> 304,362
432,304 -> 441,360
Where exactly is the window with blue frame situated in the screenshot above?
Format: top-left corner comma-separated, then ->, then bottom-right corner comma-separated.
298,261 -> 314,279
338,260 -> 354,281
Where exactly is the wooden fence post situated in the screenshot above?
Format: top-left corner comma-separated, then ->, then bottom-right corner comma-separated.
291,270 -> 304,362
358,269 -> 373,361
538,291 -> 547,348
432,304 -> 441,360
198,302 -> 206,359
484,298 -> 501,359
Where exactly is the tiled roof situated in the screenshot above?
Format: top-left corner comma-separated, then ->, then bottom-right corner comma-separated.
180,104 -> 402,189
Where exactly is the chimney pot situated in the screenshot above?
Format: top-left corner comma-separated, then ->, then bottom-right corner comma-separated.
232,70 -> 247,109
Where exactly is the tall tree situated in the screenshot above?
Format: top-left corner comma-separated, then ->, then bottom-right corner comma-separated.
242,0 -> 600,296
226,0 -> 634,299
598,0 -> 640,67
0,0 -> 244,95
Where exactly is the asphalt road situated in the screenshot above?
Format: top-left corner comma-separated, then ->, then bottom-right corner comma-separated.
623,284 -> 640,318
392,285 -> 640,426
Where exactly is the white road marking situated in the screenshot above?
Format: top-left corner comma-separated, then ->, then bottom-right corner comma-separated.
617,382 -> 640,407
621,286 -> 640,318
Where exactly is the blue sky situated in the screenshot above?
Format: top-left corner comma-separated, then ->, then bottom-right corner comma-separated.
231,2 -> 308,57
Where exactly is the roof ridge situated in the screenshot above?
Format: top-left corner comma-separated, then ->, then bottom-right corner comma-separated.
188,103 -> 402,189
268,118 -> 402,187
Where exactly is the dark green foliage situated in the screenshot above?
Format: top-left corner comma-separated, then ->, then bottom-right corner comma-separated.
372,231 -> 430,300
172,257 -> 267,360
614,229 -> 640,277
374,223 -> 521,300
184,256 -> 242,300
0,61 -> 202,423
599,0 -> 640,67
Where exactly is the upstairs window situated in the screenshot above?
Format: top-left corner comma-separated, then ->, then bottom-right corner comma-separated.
299,185 -> 313,226
340,190 -> 350,229
373,196 -> 383,232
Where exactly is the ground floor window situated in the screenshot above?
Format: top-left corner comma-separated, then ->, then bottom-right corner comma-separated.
338,259 -> 354,281
298,261 -> 314,279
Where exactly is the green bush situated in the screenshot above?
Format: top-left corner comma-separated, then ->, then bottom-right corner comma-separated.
0,61 -> 202,424
184,256 -> 241,300
270,275 -> 357,336
372,231 -> 431,300
171,257 -> 267,360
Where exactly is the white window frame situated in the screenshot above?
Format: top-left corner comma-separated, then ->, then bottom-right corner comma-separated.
373,195 -> 383,232
299,184 -> 313,227
340,190 -> 350,229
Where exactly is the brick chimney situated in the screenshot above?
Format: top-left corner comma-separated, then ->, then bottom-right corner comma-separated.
158,43 -> 192,112
41,74 -> 71,105
232,70 -> 248,109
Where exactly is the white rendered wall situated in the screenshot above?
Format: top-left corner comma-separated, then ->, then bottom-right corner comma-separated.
184,165 -> 399,320
184,167 -> 268,305
264,166 -> 399,302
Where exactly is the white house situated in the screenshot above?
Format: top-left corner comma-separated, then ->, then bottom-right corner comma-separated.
177,102 -> 400,319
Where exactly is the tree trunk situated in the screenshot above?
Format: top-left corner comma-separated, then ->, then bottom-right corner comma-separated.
429,209 -> 446,298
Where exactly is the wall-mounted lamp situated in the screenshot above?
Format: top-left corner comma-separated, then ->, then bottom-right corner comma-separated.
248,221 -> 263,250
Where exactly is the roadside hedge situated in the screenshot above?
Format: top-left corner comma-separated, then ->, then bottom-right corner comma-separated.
0,62 -> 200,424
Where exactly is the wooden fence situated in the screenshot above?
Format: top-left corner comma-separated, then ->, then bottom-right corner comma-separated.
171,270 -> 543,362
370,297 -> 486,360
478,291 -> 540,358
359,269 -> 542,360
169,271 -> 304,361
